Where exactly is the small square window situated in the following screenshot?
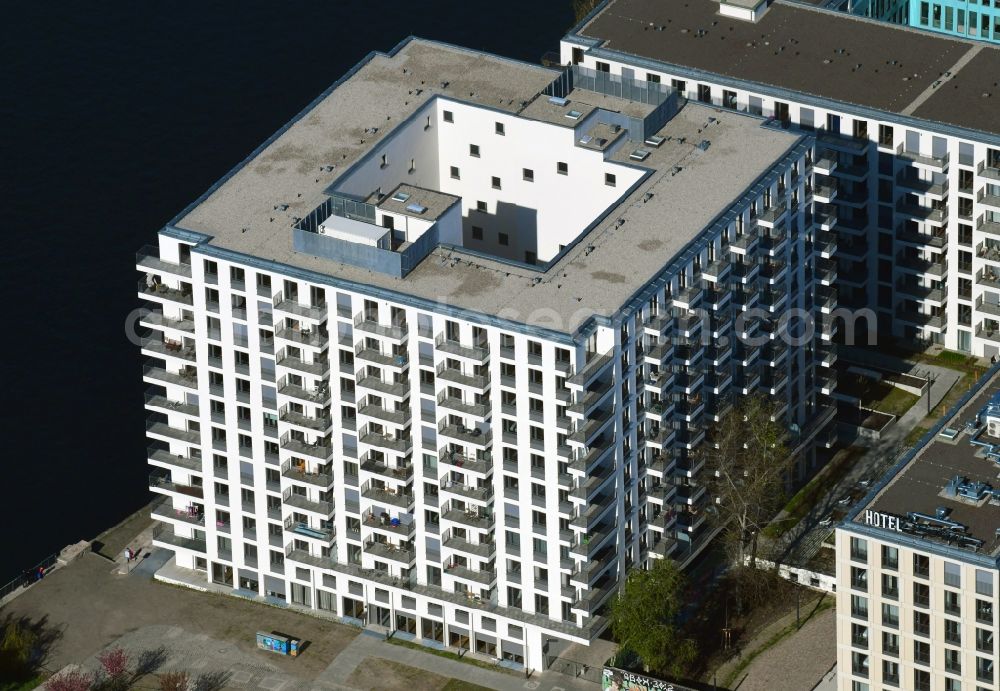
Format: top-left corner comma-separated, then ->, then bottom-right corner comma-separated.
492,176 -> 501,190
557,162 -> 568,175
523,168 -> 534,182
443,110 -> 453,123
450,166 -> 460,180
476,200 -> 487,212
499,233 -> 509,246
495,122 -> 505,135
605,173 -> 616,187
472,226 -> 483,241
470,144 -> 480,157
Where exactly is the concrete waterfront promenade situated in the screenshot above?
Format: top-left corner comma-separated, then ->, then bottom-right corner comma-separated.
0,508 -> 598,691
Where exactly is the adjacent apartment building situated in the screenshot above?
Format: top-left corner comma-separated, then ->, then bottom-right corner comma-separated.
836,371 -> 1000,691
562,0 -> 1000,356
845,0 -> 1000,45
137,37 -> 836,668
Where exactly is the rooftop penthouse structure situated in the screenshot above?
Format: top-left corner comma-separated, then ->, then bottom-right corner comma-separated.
137,37 -> 837,669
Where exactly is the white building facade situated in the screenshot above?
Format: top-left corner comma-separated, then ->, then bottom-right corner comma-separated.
137,38 -> 837,670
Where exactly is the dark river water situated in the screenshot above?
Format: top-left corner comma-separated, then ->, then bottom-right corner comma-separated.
0,0 -> 574,582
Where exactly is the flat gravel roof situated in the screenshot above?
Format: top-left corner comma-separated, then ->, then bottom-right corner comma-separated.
578,0 -> 1000,136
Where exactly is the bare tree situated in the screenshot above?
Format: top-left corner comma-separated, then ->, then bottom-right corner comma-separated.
704,395 -> 793,601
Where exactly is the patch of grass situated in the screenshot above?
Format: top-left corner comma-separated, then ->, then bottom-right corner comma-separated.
0,675 -> 47,691
720,595 -> 835,689
877,386 -> 920,417
442,681 -> 495,691
934,350 -> 972,366
763,448 -> 860,539
385,637 -> 516,676
904,425 -> 930,447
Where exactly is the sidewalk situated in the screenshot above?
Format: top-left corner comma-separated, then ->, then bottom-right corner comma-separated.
319,631 -> 597,691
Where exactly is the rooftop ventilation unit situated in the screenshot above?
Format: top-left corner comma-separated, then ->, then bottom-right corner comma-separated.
548,96 -> 569,107
405,203 -> 427,215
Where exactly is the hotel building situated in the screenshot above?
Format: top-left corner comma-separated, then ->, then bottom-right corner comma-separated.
836,370 -> 1000,690
137,37 -> 835,669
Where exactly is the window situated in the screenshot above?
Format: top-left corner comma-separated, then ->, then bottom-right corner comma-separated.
882,660 -> 899,686
476,200 -> 487,212
492,176 -> 501,190
914,640 -> 930,665
557,162 -> 568,176
878,124 -> 894,147
851,566 -> 868,590
450,166 -> 460,180
495,122 -> 505,136
944,561 -> 961,587
882,545 -> 898,570
913,582 -> 930,607
976,569 -> 994,596
646,72 -> 660,83
850,594 -> 868,618
595,61 -> 610,73
443,110 -> 453,123
850,536 -> 868,561
523,168 -> 534,182
469,143 -> 480,157
882,603 -> 899,628
914,611 -> 930,637
499,233 -> 509,246
945,618 -> 961,645
913,553 -> 930,578
471,226 -> 483,241
882,631 -> 899,656
605,173 -> 616,187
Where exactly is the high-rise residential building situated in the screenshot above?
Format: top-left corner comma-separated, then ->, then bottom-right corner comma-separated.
137,37 -> 836,669
563,0 -> 1000,356
836,370 -> 999,691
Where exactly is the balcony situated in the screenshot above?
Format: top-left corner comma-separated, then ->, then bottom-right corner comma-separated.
435,334 -> 489,362
436,363 -> 489,391
444,562 -> 496,586
274,326 -> 327,349
896,143 -> 949,171
274,294 -> 327,321
354,344 -> 409,369
976,322 -> 1000,343
976,295 -> 1000,318
364,539 -> 415,565
277,378 -> 330,404
149,472 -> 203,499
896,226 -> 946,249
437,421 -> 492,448
143,363 -> 198,390
148,446 -> 202,473
895,171 -> 948,198
279,406 -> 330,432
672,285 -> 703,309
146,420 -> 200,446
443,532 -> 496,558
284,517 -> 334,543
282,488 -> 334,516
441,507 -> 494,530
151,524 -> 205,553
362,509 -> 416,537
568,407 -> 614,445
978,187 -> 1000,210
353,314 -> 408,342
137,279 -> 193,306
728,230 -> 758,255
359,430 -> 413,455
898,254 -> 948,281
355,374 -> 409,399
280,459 -> 332,487
978,160 -> 1000,182
440,479 -> 493,503
437,392 -> 488,419
896,279 -> 944,303
280,433 -> 332,460
358,404 -> 409,427
361,481 -> 414,509
276,353 -> 329,377
438,449 -> 493,476
360,454 -> 414,482
702,258 -> 730,282
567,353 -> 614,388
895,200 -> 948,225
